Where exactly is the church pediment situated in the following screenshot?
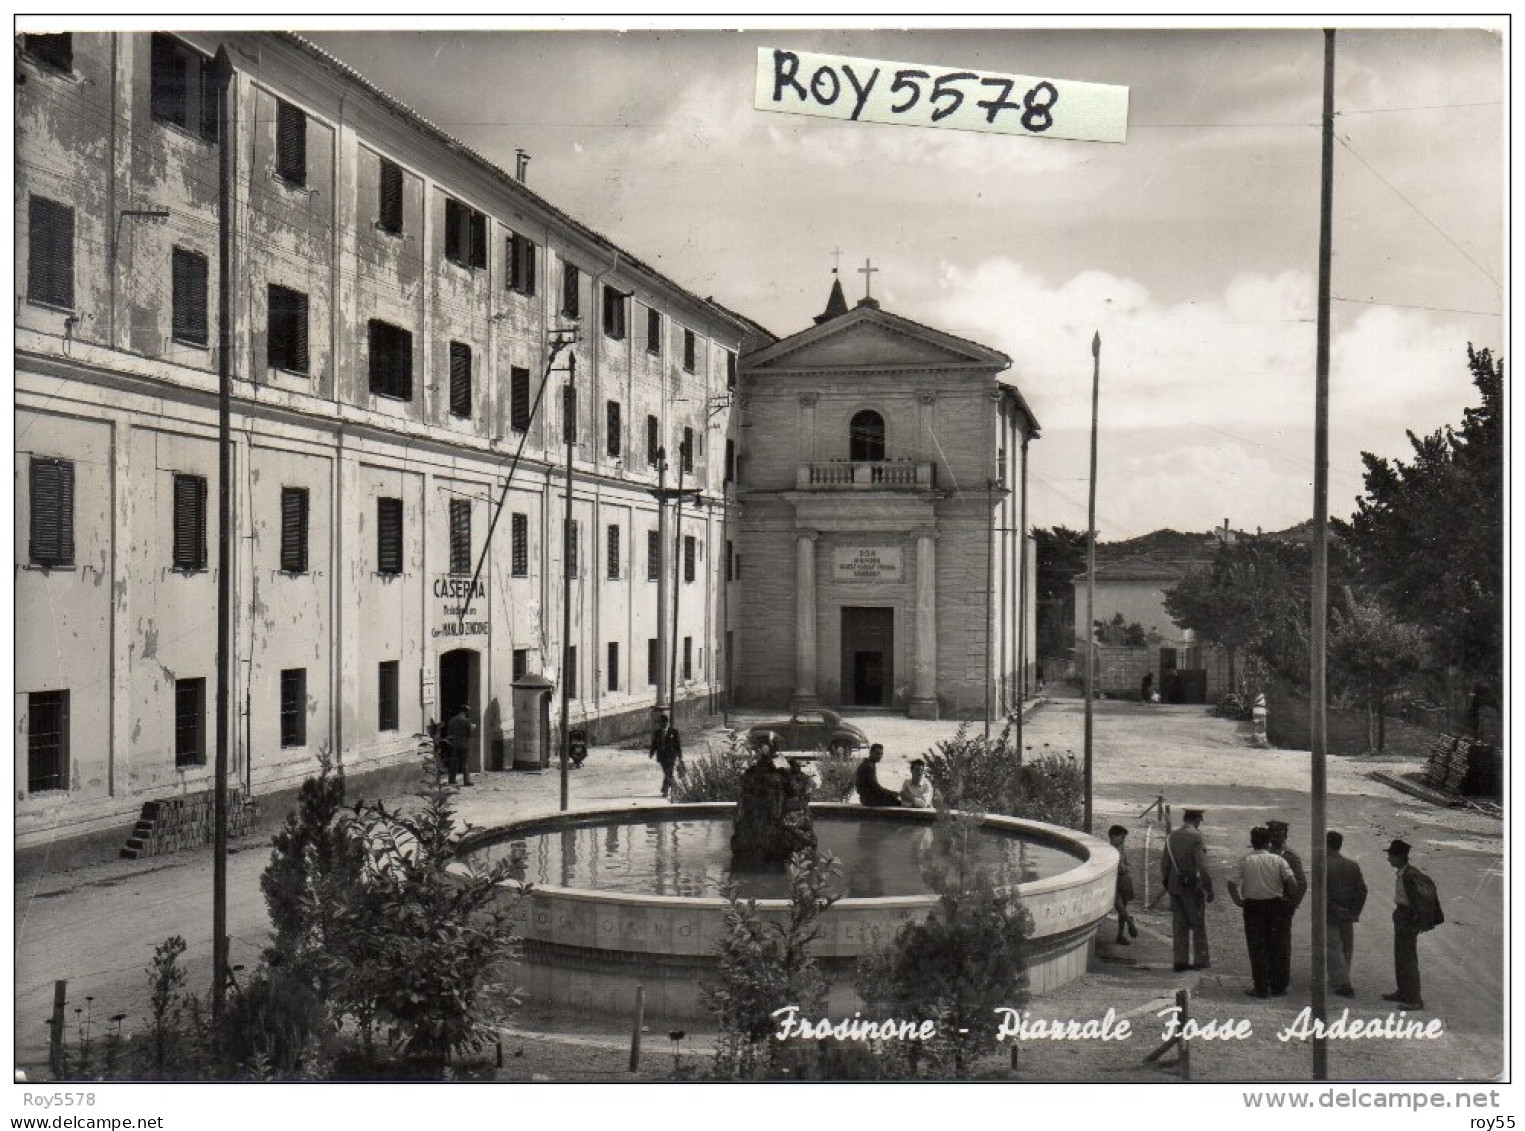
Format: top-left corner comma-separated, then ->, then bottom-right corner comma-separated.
745,306 -> 1009,373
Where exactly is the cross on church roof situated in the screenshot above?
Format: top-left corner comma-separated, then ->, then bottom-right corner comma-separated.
831,247 -> 843,274
858,258 -> 878,299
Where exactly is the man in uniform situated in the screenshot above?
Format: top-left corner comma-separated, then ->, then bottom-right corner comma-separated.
1160,807 -> 1213,972
1266,819 -> 1307,995
1228,826 -> 1299,998
1325,830 -> 1368,998
446,703 -> 475,787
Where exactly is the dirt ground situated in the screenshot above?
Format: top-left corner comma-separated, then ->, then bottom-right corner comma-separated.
13,697 -> 1504,1082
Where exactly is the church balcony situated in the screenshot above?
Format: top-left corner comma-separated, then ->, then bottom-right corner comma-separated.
796,459 -> 937,490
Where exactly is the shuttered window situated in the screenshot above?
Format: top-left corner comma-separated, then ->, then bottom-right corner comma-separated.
683,329 -> 696,373
268,285 -> 309,374
171,248 -> 209,346
175,678 -> 206,766
368,319 -> 413,399
29,458 -> 75,568
444,198 -> 487,268
172,473 -> 208,571
275,99 -> 306,185
27,690 -> 69,793
27,196 -> 74,310
607,524 -> 620,579
647,529 -> 660,582
280,486 -> 309,573
449,499 -> 471,576
684,535 -> 696,583
646,415 -> 659,466
511,512 -> 528,577
377,497 -> 403,575
507,232 -> 536,295
567,519 -> 579,579
150,34 -> 217,143
647,308 -> 662,355
449,342 -> 473,419
280,668 -> 306,748
378,661 -> 399,732
602,285 -> 626,339
606,400 -> 622,458
510,366 -> 531,433
377,157 -> 403,234
25,33 -> 72,72
562,262 -> 580,319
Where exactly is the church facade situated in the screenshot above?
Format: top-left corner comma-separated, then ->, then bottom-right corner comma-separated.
735,283 -> 1039,718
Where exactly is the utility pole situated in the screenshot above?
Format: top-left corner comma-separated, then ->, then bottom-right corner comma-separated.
1310,27 -> 1336,1081
211,44 -> 235,1019
652,449 -> 670,711
1083,331 -> 1101,834
669,447 -> 687,712
559,362 -> 576,812
1016,432 -> 1030,764
984,477 -> 995,742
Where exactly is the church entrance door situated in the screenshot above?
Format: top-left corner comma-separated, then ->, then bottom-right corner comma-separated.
840,606 -> 894,708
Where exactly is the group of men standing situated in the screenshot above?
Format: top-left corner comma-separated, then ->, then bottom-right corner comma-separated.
1148,810 -> 1435,1010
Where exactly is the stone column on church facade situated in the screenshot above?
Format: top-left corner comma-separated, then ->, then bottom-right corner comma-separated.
791,530 -> 820,709
910,528 -> 939,719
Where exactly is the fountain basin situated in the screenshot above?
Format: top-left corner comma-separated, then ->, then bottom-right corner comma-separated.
464,803 -> 1117,1023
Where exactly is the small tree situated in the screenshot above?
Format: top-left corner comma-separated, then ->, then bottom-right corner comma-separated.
1329,596 -> 1428,750
702,850 -> 839,1079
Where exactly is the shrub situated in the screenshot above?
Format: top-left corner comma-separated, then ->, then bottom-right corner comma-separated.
670,732 -> 750,803
922,723 -> 1084,827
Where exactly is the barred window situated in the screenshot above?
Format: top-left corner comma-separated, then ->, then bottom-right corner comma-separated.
280,668 -> 306,748
280,487 -> 309,573
449,342 -> 472,418
510,366 -> 531,433
368,319 -> 413,399
175,677 -> 206,767
268,285 -> 310,373
511,512 -> 529,577
647,529 -> 660,582
377,497 -> 403,575
378,661 -> 399,732
275,99 -> 306,186
377,157 -> 403,234
150,34 -> 217,143
607,524 -> 621,580
449,499 -> 471,576
26,690 -> 69,793
567,519 -> 579,578
28,196 -> 74,310
171,248 -> 209,346
172,473 -> 208,571
444,198 -> 487,269
29,458 -> 74,568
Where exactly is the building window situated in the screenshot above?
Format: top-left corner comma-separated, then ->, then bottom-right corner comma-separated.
684,535 -> 696,583
683,329 -> 696,373
727,349 -> 738,390
27,196 -> 74,310
150,34 -> 217,143
725,439 -> 736,485
507,232 -> 536,295
24,33 -> 73,72
511,512 -> 529,577
567,519 -> 579,578
607,524 -> 621,579
29,458 -> 74,569
606,401 -> 622,458
280,486 -> 309,573
602,285 -> 626,339
681,427 -> 694,474
444,197 -> 487,269
268,285 -> 310,374
368,319 -> 413,400
683,636 -> 693,682
172,473 -> 208,571
647,638 -> 659,687
512,649 -> 529,681
275,99 -> 307,186
280,668 -> 306,748
562,262 -> 580,319
567,646 -> 578,699
726,539 -> 734,582
449,341 -> 472,418
510,366 -> 531,433
377,157 -> 403,234
646,308 -> 662,355
647,529 -> 660,582
171,248 -> 209,346
449,499 -> 472,576
608,642 -> 621,693
850,409 -> 887,461
646,415 -> 660,467
26,690 -> 69,793
377,497 -> 403,575
175,677 -> 207,767
378,661 -> 399,732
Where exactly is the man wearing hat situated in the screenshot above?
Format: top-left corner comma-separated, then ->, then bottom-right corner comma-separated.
1384,838 -> 1437,1010
1227,826 -> 1300,998
1160,808 -> 1213,972
1266,819 -> 1307,995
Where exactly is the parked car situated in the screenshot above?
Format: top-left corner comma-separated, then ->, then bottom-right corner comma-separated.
745,710 -> 868,757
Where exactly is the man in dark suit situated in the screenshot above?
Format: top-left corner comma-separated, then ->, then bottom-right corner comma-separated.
649,712 -> 683,798
1325,829 -> 1368,998
1160,807 -> 1213,972
1266,819 -> 1307,995
854,743 -> 901,807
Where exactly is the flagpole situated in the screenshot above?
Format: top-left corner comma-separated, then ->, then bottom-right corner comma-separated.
1083,331 -> 1100,834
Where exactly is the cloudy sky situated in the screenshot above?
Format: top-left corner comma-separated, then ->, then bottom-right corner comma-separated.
308,19 -> 1503,540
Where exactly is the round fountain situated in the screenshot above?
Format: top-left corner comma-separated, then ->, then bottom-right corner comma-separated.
463,796 -> 1118,1023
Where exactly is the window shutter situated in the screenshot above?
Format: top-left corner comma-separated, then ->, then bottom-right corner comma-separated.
173,474 -> 206,569
281,487 -> 308,572
276,100 -> 306,184
198,61 -> 219,142
647,529 -> 660,581
511,512 -> 528,577
173,249 -> 208,345
510,366 -> 530,432
522,237 -> 537,295
607,524 -> 620,579
379,159 -> 403,233
292,291 -> 309,373
563,263 -> 579,318
470,210 -> 487,268
450,342 -> 472,417
29,459 -> 74,567
29,197 -> 74,309
606,400 -> 621,457
377,497 -> 402,574
151,35 -> 186,127
450,499 -> 471,575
